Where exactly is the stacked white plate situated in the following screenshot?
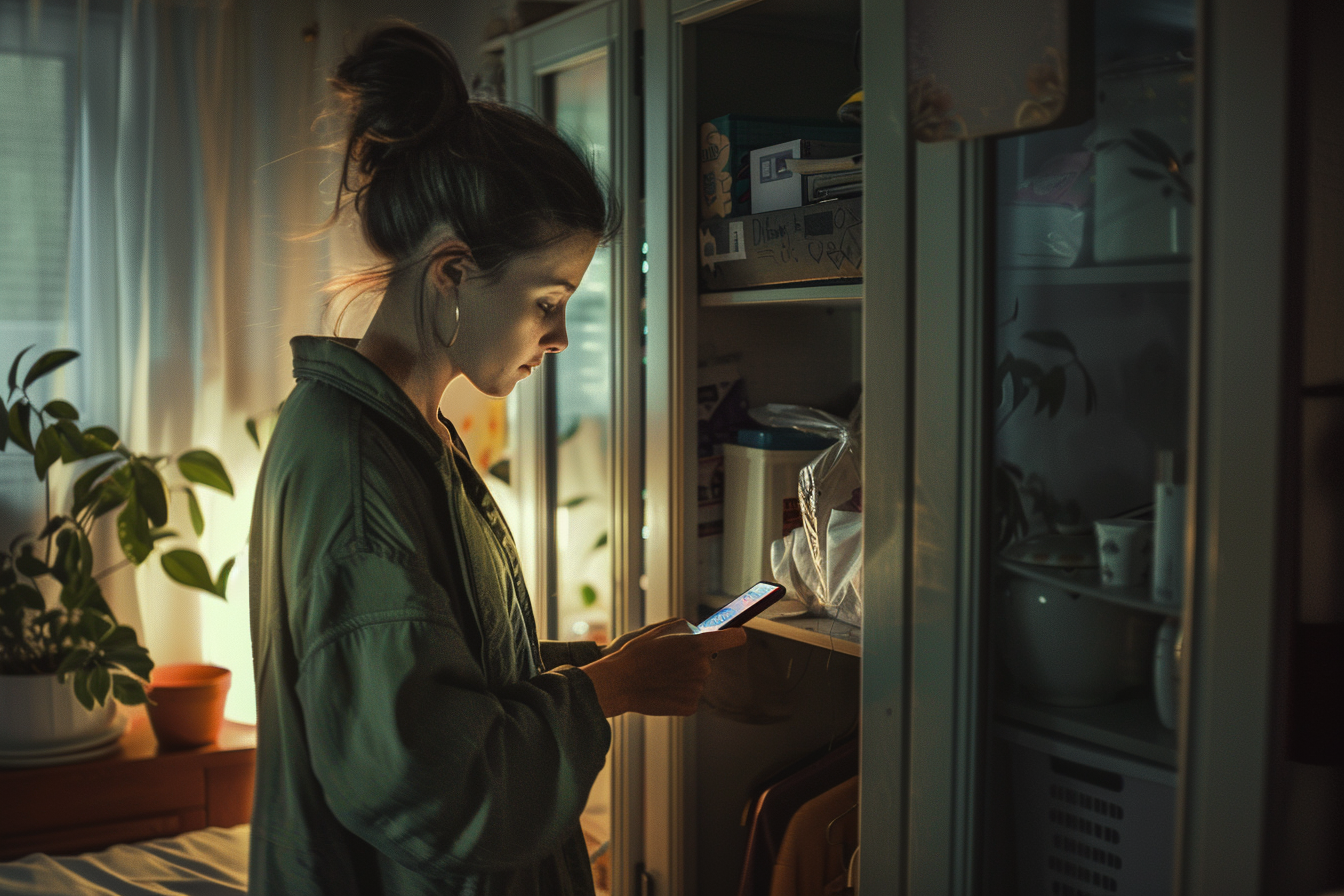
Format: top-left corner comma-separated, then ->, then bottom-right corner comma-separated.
0,715 -> 128,769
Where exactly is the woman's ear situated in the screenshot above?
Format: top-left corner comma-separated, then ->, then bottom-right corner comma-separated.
427,240 -> 474,293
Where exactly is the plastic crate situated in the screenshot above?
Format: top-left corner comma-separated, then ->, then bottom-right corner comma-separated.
997,723 -> 1177,896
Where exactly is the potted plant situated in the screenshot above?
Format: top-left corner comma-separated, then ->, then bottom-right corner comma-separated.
0,347 -> 235,752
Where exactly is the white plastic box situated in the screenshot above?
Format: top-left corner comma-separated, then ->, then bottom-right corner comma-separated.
998,723 -> 1176,896
721,433 -> 830,596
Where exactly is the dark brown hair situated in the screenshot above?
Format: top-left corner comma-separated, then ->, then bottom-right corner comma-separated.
327,22 -> 619,288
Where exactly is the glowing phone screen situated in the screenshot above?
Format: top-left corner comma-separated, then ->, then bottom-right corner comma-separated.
694,581 -> 782,633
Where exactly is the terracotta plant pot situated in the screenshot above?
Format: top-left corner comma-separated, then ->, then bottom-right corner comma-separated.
146,664 -> 231,749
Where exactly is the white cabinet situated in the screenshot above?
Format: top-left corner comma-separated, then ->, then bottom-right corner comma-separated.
517,0 -> 1343,893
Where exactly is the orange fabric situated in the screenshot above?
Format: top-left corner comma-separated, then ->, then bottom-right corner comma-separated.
768,776 -> 858,896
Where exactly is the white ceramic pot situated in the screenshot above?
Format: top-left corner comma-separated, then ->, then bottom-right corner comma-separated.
999,573 -> 1160,707
0,672 -> 118,751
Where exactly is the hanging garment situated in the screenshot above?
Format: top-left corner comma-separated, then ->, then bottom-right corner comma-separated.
768,776 -> 858,896
737,739 -> 859,896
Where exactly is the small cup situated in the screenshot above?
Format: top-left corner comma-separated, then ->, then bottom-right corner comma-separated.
1094,518 -> 1154,588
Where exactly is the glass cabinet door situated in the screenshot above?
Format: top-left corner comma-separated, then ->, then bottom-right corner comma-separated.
984,2 -> 1195,894
504,3 -> 642,894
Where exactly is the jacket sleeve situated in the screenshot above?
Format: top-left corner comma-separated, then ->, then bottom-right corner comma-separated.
539,639 -> 603,670
293,549 -> 611,878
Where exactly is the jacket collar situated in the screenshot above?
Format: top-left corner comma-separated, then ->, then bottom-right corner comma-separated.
290,336 -> 446,461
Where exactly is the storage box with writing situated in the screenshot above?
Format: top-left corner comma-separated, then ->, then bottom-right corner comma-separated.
750,139 -> 862,213
699,115 -> 861,220
699,197 -> 863,291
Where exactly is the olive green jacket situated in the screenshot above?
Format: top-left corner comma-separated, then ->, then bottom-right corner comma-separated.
248,337 -> 610,896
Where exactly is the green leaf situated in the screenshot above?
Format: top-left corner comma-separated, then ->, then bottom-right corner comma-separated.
37,514 -> 68,541
1035,366 -> 1068,417
0,395 -> 7,451
87,664 -> 111,706
22,349 -> 79,390
82,426 -> 121,454
73,458 -> 120,513
214,555 -> 235,600
580,583 -> 598,607
8,345 -> 33,396
186,487 -> 205,537
55,647 -> 93,679
245,418 -> 260,449
100,625 -> 139,651
116,494 -> 153,565
177,449 -> 234,497
160,549 -> 216,594
591,531 -> 608,551
562,495 -> 589,509
106,643 -> 153,679
14,549 -> 47,578
130,461 -> 169,528
72,667 -> 94,710
8,401 -> 33,453
88,464 -> 132,519
5,583 -> 45,611
33,425 -> 63,480
150,527 -> 178,544
55,527 -> 94,582
54,419 -> 85,461
112,674 -> 148,705
1021,329 -> 1078,357
43,399 -> 79,420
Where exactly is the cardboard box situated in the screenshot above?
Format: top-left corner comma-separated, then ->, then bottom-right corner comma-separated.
699,115 -> 861,220
750,140 -> 861,213
699,197 -> 863,291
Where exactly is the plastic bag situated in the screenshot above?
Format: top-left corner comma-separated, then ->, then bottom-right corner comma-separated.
753,403 -> 863,626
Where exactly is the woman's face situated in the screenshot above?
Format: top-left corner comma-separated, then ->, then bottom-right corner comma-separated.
450,232 -> 599,398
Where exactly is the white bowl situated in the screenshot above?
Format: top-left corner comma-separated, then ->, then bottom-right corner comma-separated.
998,573 -> 1159,707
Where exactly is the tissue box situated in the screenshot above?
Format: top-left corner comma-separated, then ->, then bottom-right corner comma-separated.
699,197 -> 863,291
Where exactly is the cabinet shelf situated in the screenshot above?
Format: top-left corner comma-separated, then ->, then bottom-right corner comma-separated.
997,261 -> 1190,287
700,281 -> 862,307
745,613 -> 861,656
995,689 -> 1177,769
698,598 -> 861,656
998,559 -> 1182,618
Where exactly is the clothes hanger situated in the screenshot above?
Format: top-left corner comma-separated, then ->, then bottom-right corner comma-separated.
825,801 -> 858,845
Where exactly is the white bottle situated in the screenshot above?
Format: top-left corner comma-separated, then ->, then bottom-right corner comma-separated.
1151,450 -> 1186,607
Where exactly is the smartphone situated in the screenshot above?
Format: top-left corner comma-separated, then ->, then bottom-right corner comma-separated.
693,581 -> 787,633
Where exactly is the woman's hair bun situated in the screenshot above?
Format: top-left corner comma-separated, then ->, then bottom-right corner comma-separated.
331,23 -> 470,177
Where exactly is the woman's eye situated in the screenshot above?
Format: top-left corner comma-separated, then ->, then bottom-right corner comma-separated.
538,301 -> 557,315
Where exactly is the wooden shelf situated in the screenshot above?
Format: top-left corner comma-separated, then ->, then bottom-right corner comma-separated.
745,613 -> 861,657
0,708 -> 256,859
995,688 -> 1177,769
700,281 -> 862,307
698,598 -> 861,656
998,559 -> 1182,618
997,261 -> 1190,287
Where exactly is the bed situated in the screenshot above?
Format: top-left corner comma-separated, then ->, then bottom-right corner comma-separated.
0,824 -> 248,895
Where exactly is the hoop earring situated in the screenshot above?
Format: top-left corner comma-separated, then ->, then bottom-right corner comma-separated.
446,296 -> 461,348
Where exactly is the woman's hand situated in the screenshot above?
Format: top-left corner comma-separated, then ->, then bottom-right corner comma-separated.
580,618 -> 747,717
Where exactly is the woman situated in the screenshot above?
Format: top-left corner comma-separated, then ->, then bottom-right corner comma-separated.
248,23 -> 746,896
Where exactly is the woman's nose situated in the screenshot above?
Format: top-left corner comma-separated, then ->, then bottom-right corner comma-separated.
544,315 -> 568,353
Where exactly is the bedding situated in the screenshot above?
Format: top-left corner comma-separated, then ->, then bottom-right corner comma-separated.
0,824 -> 247,896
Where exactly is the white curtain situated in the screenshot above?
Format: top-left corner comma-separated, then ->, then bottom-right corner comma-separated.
1,0 -> 346,723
